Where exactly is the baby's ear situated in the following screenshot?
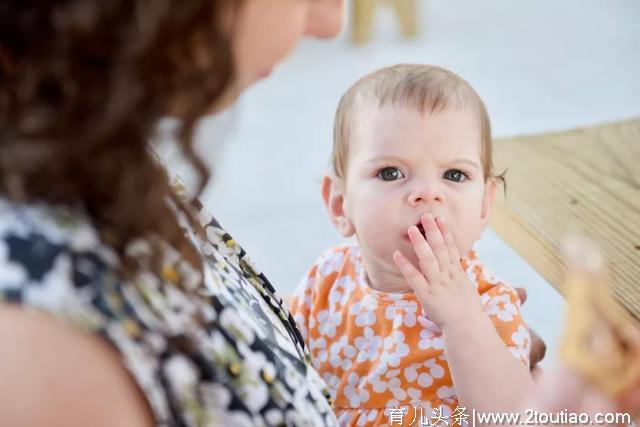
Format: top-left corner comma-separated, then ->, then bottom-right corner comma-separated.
480,178 -> 497,223
321,174 -> 355,237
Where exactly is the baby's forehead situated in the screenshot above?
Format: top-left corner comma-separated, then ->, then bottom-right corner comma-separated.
349,104 -> 483,157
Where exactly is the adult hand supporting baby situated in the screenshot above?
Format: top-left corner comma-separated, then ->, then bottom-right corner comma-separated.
514,287 -> 547,372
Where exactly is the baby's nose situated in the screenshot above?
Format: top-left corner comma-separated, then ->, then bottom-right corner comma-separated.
407,184 -> 444,206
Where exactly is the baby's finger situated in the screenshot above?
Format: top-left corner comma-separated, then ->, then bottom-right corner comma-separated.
408,225 -> 440,284
393,250 -> 429,299
435,216 -> 461,266
421,213 -> 450,273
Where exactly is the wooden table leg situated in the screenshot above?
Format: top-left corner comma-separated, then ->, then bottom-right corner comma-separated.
351,0 -> 378,45
351,0 -> 418,45
392,0 -> 418,38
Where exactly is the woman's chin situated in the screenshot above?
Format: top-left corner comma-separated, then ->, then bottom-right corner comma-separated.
256,67 -> 273,80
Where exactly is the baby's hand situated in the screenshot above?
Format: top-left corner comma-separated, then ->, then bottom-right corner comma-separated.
392,214 -> 484,328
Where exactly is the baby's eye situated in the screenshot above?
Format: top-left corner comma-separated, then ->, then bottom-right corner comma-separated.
443,169 -> 468,182
376,167 -> 405,181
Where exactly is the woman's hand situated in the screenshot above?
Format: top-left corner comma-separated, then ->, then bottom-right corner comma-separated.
392,213 -> 484,328
514,287 -> 547,371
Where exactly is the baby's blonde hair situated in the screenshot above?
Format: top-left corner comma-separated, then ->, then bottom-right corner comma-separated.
332,64 -> 503,184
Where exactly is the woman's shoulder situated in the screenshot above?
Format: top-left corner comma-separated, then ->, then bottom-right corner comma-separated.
0,197 -> 175,423
0,304 -> 154,426
0,197 -> 159,425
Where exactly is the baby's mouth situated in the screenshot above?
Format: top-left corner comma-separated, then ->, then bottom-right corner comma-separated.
404,221 -> 427,241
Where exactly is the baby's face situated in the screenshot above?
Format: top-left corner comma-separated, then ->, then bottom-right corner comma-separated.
342,105 -> 493,277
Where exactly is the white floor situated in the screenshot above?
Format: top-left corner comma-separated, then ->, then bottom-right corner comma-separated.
159,0 -> 640,365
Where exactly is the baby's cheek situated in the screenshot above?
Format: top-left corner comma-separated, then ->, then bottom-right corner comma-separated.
354,213 -> 386,246
460,218 -> 483,253
450,213 -> 482,253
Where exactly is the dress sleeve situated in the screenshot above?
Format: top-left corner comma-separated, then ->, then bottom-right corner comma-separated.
481,284 -> 531,367
289,245 -> 348,343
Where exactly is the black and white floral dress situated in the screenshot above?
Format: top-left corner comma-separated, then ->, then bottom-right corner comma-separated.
0,179 -> 337,426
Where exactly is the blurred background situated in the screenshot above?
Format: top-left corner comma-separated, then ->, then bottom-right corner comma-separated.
158,0 -> 640,365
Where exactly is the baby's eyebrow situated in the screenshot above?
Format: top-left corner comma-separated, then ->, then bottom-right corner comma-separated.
450,158 -> 481,170
364,155 -> 406,165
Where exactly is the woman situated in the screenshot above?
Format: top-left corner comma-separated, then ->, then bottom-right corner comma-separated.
0,1 -> 541,425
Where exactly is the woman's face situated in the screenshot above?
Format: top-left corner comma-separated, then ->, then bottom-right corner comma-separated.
232,0 -> 344,90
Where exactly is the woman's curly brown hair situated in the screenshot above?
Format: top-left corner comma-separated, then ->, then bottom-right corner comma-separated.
0,1 -> 239,279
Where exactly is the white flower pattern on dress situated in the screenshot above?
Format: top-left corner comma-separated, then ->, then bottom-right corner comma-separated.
344,372 -> 370,407
354,327 -> 383,363
418,328 -> 445,350
385,303 -> 418,328
317,309 -> 343,338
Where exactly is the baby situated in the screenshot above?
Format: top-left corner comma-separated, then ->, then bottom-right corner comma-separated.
290,64 -> 534,426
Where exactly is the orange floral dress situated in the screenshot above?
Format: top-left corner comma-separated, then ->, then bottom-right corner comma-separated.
290,243 -> 531,426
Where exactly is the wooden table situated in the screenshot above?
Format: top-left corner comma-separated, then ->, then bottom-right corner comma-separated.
490,117 -> 640,318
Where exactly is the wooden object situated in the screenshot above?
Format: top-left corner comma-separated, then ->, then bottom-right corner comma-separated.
351,0 -> 418,45
560,239 -> 640,398
489,118 -> 640,318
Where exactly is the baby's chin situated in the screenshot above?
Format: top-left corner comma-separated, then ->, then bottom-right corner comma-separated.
357,249 -> 416,293
366,268 -> 414,294
397,250 -> 423,272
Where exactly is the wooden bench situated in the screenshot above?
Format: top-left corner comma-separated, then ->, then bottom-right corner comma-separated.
351,0 -> 418,45
489,118 -> 640,318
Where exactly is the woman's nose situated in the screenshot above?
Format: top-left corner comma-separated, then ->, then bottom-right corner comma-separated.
304,0 -> 345,39
407,183 -> 444,206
